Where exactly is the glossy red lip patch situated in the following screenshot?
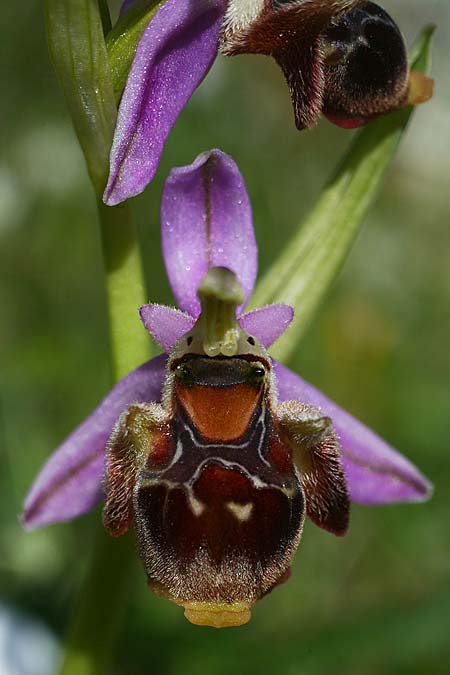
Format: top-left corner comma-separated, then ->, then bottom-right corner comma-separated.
175,382 -> 262,441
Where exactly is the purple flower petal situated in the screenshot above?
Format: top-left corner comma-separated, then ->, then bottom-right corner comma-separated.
140,303 -> 195,352
23,356 -> 167,529
239,304 -> 294,348
274,362 -> 432,504
161,149 -> 257,317
103,0 -> 225,205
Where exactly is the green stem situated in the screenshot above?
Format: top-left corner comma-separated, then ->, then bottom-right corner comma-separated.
45,0 -> 117,196
98,201 -> 151,381
46,2 -> 151,670
59,531 -> 135,675
59,203 -> 151,675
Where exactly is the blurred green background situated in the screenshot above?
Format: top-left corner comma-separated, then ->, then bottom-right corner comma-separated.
1,1 -> 449,673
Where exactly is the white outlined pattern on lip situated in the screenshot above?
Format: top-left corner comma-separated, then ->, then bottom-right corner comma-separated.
138,397 -> 299,520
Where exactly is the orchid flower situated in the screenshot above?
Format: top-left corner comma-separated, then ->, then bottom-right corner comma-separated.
103,0 -> 433,205
24,149 -> 431,627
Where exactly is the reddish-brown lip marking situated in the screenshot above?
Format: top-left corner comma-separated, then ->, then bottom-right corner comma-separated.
146,427 -> 174,468
266,428 -> 295,474
138,462 -> 303,572
324,111 -> 369,128
175,383 -> 262,442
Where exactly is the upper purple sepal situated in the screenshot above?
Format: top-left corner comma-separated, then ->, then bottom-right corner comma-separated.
161,149 -> 257,316
103,0 -> 226,205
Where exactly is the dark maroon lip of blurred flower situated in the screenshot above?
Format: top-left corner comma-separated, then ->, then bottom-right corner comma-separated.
103,0 -> 430,206
23,149 -> 432,533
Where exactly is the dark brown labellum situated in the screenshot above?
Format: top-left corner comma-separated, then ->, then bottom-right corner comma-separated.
321,1 -> 409,127
134,357 -> 304,621
271,0 -> 297,7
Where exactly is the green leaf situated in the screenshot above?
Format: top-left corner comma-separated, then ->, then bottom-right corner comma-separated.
45,0 -> 117,195
106,0 -> 165,102
251,26 -> 435,363
98,0 -> 112,35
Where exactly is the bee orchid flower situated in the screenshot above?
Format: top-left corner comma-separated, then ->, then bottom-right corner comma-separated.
104,0 -> 433,205
25,149 -> 432,627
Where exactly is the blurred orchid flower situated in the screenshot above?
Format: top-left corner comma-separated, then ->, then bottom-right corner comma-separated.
103,0 -> 433,205
25,148 -> 431,528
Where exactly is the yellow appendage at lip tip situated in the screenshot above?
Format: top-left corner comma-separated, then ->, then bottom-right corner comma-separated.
408,71 -> 434,106
183,602 -> 252,628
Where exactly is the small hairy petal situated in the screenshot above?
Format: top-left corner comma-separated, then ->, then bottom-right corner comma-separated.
22,356 -> 167,529
239,304 -> 293,348
274,362 -> 432,504
140,303 -> 195,352
103,0 -> 225,205
161,149 -> 257,316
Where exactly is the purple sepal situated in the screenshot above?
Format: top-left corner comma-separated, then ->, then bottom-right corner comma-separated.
140,303 -> 195,352
23,356 -> 167,529
239,304 -> 294,348
161,149 -> 257,317
103,0 -> 225,205
274,362 -> 433,504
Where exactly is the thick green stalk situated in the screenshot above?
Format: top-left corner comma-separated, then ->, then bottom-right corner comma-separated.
98,201 -> 150,381
59,204 -> 150,675
45,0 -> 117,195
62,203 -> 150,675
59,530 -> 135,675
46,2 -> 151,673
